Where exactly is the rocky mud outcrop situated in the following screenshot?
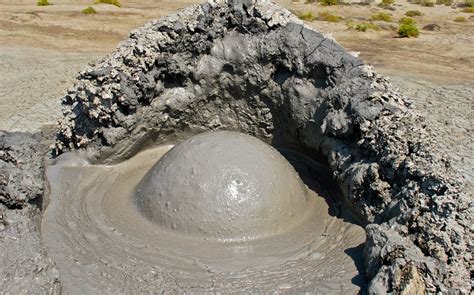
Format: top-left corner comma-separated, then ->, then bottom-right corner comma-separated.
0,131 -> 61,293
0,0 -> 471,293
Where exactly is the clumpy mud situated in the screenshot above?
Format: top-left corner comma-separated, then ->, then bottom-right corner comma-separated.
43,136 -> 366,293
0,131 -> 60,293
0,0 -> 472,293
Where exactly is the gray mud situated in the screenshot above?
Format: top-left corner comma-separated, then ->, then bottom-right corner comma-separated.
0,0 -> 471,293
0,131 -> 61,293
51,0 -> 471,292
135,131 -> 313,241
42,142 -> 366,293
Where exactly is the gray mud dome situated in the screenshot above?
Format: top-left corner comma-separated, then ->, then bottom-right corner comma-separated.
43,142 -> 366,293
134,131 -> 314,241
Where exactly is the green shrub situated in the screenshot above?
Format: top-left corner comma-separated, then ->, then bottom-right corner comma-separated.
398,23 -> 419,37
398,18 -> 419,37
464,0 -> 474,7
461,7 -> 474,12
82,6 -> 97,14
298,11 -> 317,21
454,16 -> 466,21
347,21 -> 380,31
411,0 -> 435,6
399,17 -> 416,24
377,2 -> 392,8
421,0 -> 435,6
357,23 -> 380,31
319,0 -> 339,6
405,10 -> 423,16
435,0 -> 452,5
371,12 -> 392,21
37,0 -> 51,6
95,0 -> 121,7
318,11 -> 342,22
378,0 -> 395,8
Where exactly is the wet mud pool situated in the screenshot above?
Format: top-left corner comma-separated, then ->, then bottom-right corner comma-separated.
42,132 -> 366,293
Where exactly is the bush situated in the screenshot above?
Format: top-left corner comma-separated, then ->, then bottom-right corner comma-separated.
421,0 -> 435,6
464,0 -> 474,7
82,6 -> 97,14
454,16 -> 466,21
318,11 -> 342,22
347,21 -> 380,31
298,11 -> 317,21
378,3 -> 391,9
399,24 -> 419,37
461,7 -> 474,12
405,10 -> 423,16
411,0 -> 435,6
319,0 -> 339,6
95,0 -> 121,7
436,0 -> 452,5
357,23 -> 380,31
399,17 -> 416,25
378,0 -> 395,9
371,12 -> 392,21
398,18 -> 420,37
37,0 -> 51,6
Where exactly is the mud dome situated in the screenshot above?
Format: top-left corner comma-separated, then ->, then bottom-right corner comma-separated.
42,134 -> 366,293
135,131 -> 314,241
0,0 -> 471,293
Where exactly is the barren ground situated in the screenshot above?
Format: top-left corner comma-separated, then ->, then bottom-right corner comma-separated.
0,0 -> 472,187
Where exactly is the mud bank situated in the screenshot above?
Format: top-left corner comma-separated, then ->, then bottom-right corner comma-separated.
0,0 -> 471,293
0,131 -> 60,293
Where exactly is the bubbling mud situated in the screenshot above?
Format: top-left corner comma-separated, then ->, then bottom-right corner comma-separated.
42,132 -> 366,293
134,131 -> 313,241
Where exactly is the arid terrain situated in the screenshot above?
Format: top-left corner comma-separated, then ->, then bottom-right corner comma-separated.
0,0 -> 472,184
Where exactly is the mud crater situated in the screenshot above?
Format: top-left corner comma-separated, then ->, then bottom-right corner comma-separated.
0,0 -> 470,293
51,0 -> 471,292
43,131 -> 366,293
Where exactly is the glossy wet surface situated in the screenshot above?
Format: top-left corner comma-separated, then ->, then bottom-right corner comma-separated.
135,131 -> 313,241
42,140 -> 366,293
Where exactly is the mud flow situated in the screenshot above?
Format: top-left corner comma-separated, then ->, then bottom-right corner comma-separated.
42,131 -> 366,293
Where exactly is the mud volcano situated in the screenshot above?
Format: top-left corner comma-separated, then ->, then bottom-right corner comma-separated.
43,131 -> 365,292
134,131 -> 313,241
0,0 -> 471,293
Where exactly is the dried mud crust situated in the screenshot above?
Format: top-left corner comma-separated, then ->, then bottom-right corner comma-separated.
0,131 -> 61,293
388,77 -> 474,191
50,0 -> 471,293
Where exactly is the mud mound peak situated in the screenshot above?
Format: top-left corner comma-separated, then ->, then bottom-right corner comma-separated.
134,131 -> 312,241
